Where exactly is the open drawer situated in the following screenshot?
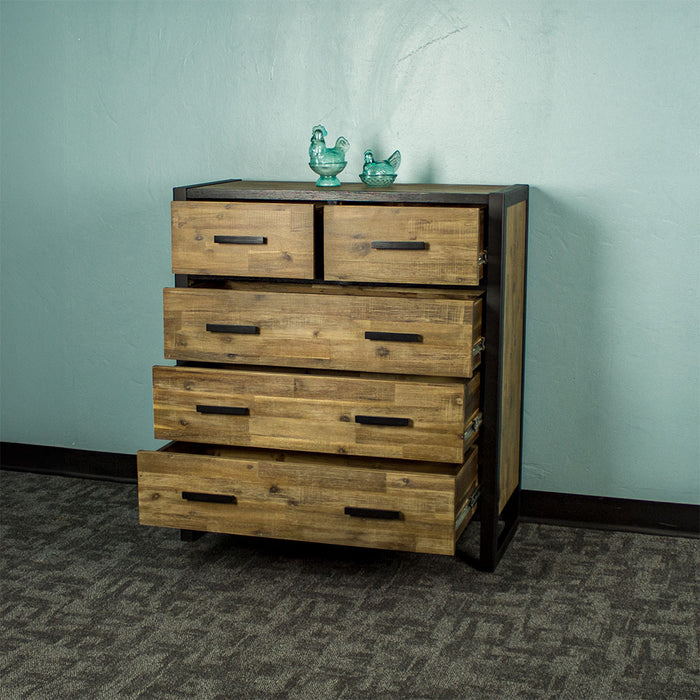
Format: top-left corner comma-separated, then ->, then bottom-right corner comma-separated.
152,365 -> 480,463
137,443 -> 479,556
324,205 -> 485,285
163,283 -> 483,378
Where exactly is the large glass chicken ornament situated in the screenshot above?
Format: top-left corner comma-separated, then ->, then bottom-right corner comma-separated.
308,125 -> 350,187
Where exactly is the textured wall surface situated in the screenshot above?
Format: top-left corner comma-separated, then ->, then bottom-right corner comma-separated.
1,0 -> 698,504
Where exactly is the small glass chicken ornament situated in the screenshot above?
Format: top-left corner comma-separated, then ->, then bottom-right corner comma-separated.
308,125 -> 350,187
359,149 -> 401,187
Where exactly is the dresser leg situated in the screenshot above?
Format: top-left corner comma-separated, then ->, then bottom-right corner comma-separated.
455,487 -> 521,571
180,529 -> 205,542
481,487 -> 521,571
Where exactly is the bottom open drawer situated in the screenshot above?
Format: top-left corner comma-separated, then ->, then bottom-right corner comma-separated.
137,443 -> 478,556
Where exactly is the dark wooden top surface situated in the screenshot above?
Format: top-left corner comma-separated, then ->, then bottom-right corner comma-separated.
178,180 -> 525,205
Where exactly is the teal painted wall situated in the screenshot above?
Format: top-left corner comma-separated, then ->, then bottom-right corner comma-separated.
1,1 -> 698,504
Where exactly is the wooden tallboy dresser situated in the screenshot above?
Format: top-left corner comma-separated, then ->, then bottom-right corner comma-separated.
137,181 -> 528,571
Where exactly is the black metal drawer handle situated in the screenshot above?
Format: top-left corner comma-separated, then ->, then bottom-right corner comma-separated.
214,235 -> 267,245
365,331 -> 423,343
355,415 -> 411,427
206,323 -> 260,335
371,241 -> 426,250
345,506 -> 402,520
196,405 -> 249,416
182,491 -> 237,505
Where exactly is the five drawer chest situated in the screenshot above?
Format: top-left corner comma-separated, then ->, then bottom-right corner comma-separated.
137,180 -> 528,571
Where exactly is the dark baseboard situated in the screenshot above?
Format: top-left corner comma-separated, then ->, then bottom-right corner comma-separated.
521,490 -> 699,538
0,442 -> 136,483
2,442 -> 698,537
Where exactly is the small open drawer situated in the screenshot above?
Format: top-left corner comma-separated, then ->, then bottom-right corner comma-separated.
324,205 -> 485,286
137,443 -> 479,556
171,201 -> 315,278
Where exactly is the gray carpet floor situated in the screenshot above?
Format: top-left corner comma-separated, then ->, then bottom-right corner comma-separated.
1,469 -> 698,699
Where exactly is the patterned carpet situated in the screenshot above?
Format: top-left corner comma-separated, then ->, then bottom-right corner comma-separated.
1,469 -> 698,699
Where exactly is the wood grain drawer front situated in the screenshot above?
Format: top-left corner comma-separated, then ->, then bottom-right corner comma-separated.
171,201 -> 314,278
153,366 -> 480,463
137,444 -> 479,556
163,285 -> 482,378
324,205 -> 484,285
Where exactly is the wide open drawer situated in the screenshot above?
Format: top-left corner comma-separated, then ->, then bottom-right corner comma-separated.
163,283 -> 483,378
171,201 -> 315,278
324,205 -> 485,286
153,365 -> 480,463
137,443 -> 479,556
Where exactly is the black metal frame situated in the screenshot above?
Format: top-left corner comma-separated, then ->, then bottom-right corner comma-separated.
468,187 -> 529,571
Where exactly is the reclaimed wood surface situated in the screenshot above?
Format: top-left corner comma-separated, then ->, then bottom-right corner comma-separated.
152,366 -> 478,463
499,199 -> 528,512
182,180 -> 510,204
324,205 -> 484,285
137,443 -> 479,555
171,201 -> 314,278
163,284 -> 483,378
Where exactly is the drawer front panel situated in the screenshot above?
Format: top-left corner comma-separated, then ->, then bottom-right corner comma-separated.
153,366 -> 478,463
163,286 -> 483,378
171,201 -> 314,278
138,444 -> 479,556
324,205 -> 484,285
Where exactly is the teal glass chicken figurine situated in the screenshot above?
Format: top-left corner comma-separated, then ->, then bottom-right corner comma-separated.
360,149 -> 401,187
308,125 -> 350,187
